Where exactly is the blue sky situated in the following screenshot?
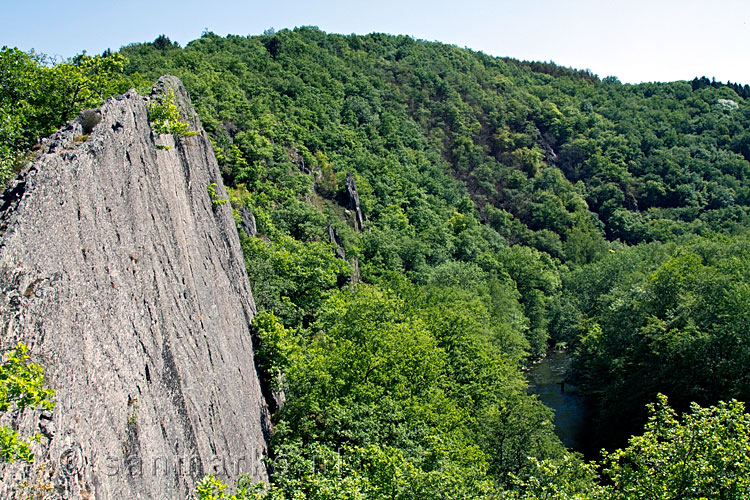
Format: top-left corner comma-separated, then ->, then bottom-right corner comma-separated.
3,0 -> 749,84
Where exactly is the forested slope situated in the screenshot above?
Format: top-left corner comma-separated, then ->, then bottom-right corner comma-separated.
3,27 -> 750,498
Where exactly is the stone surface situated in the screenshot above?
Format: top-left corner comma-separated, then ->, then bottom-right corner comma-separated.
716,98 -> 739,111
238,206 -> 257,237
0,76 -> 269,499
350,258 -> 361,285
345,173 -> 364,231
328,224 -> 346,260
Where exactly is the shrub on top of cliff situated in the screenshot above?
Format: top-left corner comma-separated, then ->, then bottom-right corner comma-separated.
0,343 -> 55,463
0,47 -> 131,189
147,88 -> 197,149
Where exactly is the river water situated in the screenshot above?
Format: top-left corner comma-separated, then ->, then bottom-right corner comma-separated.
526,348 -> 587,451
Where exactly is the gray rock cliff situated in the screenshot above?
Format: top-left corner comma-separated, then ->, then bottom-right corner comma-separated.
345,173 -> 364,231
0,76 -> 270,499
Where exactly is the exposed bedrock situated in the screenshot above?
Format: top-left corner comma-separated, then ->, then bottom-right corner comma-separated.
0,76 -> 270,499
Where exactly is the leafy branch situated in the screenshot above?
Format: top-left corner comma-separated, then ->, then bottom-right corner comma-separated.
207,183 -> 228,208
0,343 -> 55,463
147,88 -> 197,150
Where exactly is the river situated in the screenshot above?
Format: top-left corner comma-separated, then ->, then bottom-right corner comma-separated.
526,348 -> 588,452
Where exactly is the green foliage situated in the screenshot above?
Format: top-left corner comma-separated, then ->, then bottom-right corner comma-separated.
0,426 -> 36,464
147,87 -> 197,150
198,442 -> 502,500
5,28 -> 739,498
269,442 -> 502,500
242,235 -> 350,326
506,455 -> 604,500
207,183 -> 228,208
560,233 -> 750,448
480,245 -> 561,357
197,393 -> 750,499
113,29 -> 750,497
148,87 -> 196,137
264,283 -> 563,496
0,343 -> 55,463
195,474 -> 271,500
278,285 -> 450,446
0,47 -> 131,189
563,225 -> 608,266
252,311 -> 298,391
602,395 -> 750,499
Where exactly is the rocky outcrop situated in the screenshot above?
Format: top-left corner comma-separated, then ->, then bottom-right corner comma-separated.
0,77 -> 269,499
349,258 -> 361,285
716,98 -> 739,111
328,225 -> 346,260
345,173 -> 364,231
238,206 -> 257,237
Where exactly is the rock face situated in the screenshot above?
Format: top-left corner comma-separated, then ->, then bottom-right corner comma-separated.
238,206 -> 257,237
328,224 -> 346,260
716,98 -> 739,111
345,173 -> 364,231
0,77 -> 269,499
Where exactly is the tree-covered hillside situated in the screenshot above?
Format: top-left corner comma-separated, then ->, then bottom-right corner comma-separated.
3,26 -> 750,498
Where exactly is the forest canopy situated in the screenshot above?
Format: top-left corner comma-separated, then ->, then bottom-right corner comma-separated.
3,27 -> 750,498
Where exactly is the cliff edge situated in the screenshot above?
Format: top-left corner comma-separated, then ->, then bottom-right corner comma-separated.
0,76 -> 269,499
